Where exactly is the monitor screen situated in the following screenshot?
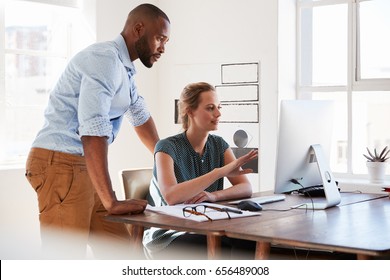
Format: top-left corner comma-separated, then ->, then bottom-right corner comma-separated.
274,100 -> 335,194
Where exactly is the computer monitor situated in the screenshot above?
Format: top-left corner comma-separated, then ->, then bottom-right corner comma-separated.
274,100 -> 341,209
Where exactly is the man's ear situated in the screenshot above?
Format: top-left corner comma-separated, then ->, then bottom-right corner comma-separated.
133,22 -> 145,38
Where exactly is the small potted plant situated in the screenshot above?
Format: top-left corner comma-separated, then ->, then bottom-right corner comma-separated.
363,146 -> 389,184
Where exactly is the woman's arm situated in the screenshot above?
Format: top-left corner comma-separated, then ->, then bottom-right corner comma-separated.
208,148 -> 253,200
185,148 -> 254,204
156,148 -> 257,205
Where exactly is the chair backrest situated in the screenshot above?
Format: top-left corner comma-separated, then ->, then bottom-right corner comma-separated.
120,168 -> 153,200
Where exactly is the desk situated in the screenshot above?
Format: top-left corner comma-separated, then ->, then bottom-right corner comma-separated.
105,192 -> 390,260
225,193 -> 390,260
105,207 -> 226,259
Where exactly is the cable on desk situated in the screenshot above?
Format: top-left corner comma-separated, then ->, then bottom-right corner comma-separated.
261,208 -> 296,212
290,178 -> 315,211
340,190 -> 363,194
261,203 -> 311,213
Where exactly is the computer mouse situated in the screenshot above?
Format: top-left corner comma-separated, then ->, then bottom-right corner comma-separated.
237,201 -> 263,212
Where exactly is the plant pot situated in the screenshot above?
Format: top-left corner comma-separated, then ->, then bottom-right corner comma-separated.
366,161 -> 388,184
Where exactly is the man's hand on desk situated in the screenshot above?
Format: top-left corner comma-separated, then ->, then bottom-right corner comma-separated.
108,198 -> 148,215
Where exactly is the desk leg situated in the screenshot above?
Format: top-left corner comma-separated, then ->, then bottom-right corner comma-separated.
130,225 -> 144,251
255,241 -> 270,260
207,234 -> 221,260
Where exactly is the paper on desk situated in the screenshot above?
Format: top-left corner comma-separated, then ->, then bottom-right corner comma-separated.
146,202 -> 261,222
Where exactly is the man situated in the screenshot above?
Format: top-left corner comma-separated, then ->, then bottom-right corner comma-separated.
25,3 -> 170,258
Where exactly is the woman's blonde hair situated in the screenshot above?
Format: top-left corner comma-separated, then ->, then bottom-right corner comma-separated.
178,82 -> 216,130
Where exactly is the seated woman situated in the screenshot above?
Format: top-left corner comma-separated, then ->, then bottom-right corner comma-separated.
143,82 -> 258,259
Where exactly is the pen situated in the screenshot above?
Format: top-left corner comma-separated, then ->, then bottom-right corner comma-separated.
221,207 -> 243,214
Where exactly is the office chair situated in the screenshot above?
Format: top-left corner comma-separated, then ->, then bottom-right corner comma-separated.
120,167 -> 153,200
119,167 -> 153,251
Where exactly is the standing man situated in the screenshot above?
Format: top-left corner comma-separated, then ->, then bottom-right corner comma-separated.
25,3 -> 170,258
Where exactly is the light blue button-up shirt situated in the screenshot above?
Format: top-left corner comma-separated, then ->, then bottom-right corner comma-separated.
32,35 -> 150,155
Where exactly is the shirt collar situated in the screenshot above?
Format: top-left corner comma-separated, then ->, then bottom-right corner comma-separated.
182,131 -> 210,158
114,34 -> 137,75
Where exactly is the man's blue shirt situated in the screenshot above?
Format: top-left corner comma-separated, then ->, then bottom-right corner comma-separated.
32,35 -> 150,155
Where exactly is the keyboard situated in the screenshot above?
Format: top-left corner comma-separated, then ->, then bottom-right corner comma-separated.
228,194 -> 286,205
297,185 -> 340,197
297,185 -> 325,197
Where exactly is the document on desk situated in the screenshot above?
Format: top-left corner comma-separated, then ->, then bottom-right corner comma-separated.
146,202 -> 261,222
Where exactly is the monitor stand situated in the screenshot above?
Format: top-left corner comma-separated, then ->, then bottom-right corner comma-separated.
293,144 -> 341,210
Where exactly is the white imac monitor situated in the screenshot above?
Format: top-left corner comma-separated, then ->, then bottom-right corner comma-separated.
274,100 -> 341,209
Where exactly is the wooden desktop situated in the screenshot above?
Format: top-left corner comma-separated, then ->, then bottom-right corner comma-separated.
105,192 -> 390,260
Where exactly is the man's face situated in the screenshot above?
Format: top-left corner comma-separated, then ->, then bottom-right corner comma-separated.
135,17 -> 170,68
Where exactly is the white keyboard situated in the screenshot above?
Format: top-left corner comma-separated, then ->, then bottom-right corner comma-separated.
228,194 -> 286,205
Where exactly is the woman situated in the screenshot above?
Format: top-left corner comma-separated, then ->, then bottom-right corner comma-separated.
143,82 -> 258,259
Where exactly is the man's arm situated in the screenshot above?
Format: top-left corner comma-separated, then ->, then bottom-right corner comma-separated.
133,117 -> 159,153
81,135 -> 147,214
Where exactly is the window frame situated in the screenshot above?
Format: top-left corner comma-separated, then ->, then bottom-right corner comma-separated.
297,0 -> 390,179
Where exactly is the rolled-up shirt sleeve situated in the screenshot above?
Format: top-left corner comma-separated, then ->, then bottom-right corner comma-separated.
77,52 -> 117,139
125,74 -> 150,127
125,95 -> 150,127
79,116 -> 112,137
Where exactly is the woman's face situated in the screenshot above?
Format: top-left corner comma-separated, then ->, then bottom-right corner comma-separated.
189,90 -> 221,132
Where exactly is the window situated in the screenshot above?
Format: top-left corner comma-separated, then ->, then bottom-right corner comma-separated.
297,0 -> 390,179
358,0 -> 390,80
0,0 -> 95,167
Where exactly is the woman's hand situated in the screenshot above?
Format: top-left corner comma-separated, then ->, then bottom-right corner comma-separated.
220,149 -> 258,177
184,191 -> 217,204
184,150 -> 258,204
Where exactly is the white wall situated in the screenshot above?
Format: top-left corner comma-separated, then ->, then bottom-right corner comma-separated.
0,0 -> 286,259
155,0 -> 279,192
278,0 -> 296,102
102,0 -> 281,194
